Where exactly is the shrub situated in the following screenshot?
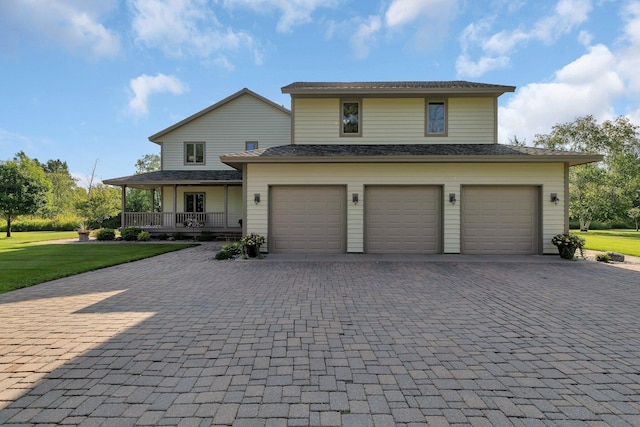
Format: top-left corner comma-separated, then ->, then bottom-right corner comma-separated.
595,253 -> 611,263
197,231 -> 215,241
172,232 -> 187,240
96,228 -> 116,241
137,231 -> 151,241
0,215 -> 82,232
156,233 -> 169,241
121,227 -> 143,241
215,242 -> 241,260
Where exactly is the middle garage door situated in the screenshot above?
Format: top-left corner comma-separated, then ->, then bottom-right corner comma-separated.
269,186 -> 346,253
365,185 -> 442,253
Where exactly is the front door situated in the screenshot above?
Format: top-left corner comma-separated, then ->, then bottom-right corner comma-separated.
185,193 -> 205,227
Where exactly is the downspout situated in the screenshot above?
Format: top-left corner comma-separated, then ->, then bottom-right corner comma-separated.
564,162 -> 570,232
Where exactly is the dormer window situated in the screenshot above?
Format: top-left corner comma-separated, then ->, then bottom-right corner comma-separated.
184,142 -> 205,164
426,100 -> 447,136
341,99 -> 361,137
246,141 -> 259,150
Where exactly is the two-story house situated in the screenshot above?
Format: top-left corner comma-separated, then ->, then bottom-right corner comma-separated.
104,88 -> 291,238
107,81 -> 601,254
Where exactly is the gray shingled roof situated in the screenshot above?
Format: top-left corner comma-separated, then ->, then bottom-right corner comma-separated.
220,144 -> 603,167
282,81 -> 516,94
103,170 -> 242,187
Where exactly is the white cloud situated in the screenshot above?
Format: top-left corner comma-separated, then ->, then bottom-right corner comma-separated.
350,16 -> 382,60
127,74 -> 188,117
385,0 -> 451,28
0,0 -> 120,58
130,0 -> 259,62
457,0 -> 592,78
498,44 -> 625,144
223,0 -> 339,33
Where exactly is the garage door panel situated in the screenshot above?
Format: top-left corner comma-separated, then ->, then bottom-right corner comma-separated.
365,186 -> 442,254
462,186 -> 539,254
270,186 -> 346,253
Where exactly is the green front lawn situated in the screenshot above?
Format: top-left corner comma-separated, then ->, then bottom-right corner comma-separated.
0,232 -> 197,294
577,229 -> 640,257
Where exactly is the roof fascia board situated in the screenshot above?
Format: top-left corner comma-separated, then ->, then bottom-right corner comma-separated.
220,154 -> 602,167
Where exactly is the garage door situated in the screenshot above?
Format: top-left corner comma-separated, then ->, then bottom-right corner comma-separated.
269,186 -> 346,253
461,186 -> 539,254
365,186 -> 442,254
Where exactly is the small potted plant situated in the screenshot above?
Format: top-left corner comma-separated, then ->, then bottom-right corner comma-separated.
240,233 -> 266,258
551,231 -> 585,260
77,222 -> 91,242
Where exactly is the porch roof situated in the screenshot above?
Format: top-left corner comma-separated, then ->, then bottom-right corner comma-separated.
103,170 -> 242,189
220,143 -> 603,169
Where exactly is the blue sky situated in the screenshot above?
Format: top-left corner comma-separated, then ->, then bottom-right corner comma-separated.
1,0 -> 639,183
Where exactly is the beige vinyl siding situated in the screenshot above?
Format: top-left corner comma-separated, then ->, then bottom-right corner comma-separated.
160,185 -> 242,227
245,162 -> 565,254
160,94 -> 290,170
227,186 -> 243,227
293,97 -> 495,144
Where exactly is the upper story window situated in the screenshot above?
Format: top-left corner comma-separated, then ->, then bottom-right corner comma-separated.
246,141 -> 259,150
426,100 -> 447,136
184,142 -> 205,165
341,99 -> 361,136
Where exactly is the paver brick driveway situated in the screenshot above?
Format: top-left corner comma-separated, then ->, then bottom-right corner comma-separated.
1,244 -> 639,426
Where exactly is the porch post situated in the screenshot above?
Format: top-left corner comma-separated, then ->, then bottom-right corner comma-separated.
173,185 -> 178,227
121,185 -> 126,230
224,184 -> 229,229
150,188 -> 155,213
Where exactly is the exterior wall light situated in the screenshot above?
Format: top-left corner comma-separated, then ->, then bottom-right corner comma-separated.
550,193 -> 559,204
352,193 -> 359,205
449,193 -> 456,205
254,193 -> 261,204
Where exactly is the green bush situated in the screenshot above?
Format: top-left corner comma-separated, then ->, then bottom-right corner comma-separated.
121,227 -> 143,241
156,233 -> 169,241
215,242 -> 241,260
197,231 -> 215,241
0,215 -> 82,232
172,232 -> 188,240
96,228 -> 116,241
595,253 -> 611,263
137,231 -> 151,241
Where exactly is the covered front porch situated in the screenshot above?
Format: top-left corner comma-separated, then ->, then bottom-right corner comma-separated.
104,170 -> 244,238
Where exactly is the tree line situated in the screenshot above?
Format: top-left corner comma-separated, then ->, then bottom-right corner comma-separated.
514,115 -> 640,231
0,152 -> 160,237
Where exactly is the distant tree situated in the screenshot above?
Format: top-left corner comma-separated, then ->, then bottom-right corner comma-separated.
12,151 -> 83,218
75,160 -> 120,228
0,158 -> 52,237
509,135 -> 527,146
534,115 -> 640,230
126,153 -> 161,212
629,207 -> 640,231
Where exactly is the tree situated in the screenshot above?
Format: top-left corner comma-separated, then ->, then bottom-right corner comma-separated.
629,207 -> 640,231
75,160 -> 120,228
534,115 -> 640,230
0,159 -> 52,237
126,153 -> 161,212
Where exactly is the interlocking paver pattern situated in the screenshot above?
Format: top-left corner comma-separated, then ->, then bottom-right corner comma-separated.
1,244 -> 639,426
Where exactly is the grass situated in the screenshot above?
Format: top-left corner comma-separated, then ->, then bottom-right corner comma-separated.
0,231 -> 197,294
575,229 -> 640,257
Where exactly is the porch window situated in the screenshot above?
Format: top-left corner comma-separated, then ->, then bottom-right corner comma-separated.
184,142 -> 205,164
426,100 -> 447,136
185,193 -> 205,213
341,99 -> 361,136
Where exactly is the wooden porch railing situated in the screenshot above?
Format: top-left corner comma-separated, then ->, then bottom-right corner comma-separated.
123,212 -> 239,229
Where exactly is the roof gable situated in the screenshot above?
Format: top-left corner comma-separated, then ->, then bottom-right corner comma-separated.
148,88 -> 290,143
